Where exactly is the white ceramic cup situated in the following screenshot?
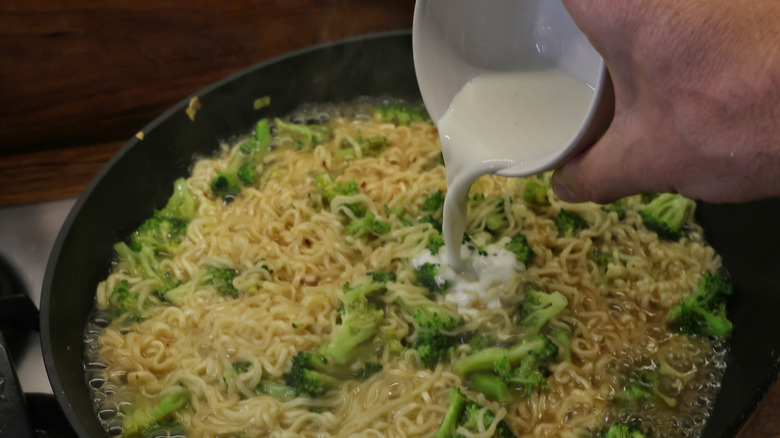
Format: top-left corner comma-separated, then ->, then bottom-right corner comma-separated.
412,0 -> 613,177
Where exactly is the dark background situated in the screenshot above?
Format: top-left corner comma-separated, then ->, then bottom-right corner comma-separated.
0,0 -> 415,205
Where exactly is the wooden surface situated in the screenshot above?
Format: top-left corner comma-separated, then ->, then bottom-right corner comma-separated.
0,1 -> 777,436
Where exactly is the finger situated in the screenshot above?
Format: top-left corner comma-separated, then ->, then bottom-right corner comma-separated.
551,123 -> 662,204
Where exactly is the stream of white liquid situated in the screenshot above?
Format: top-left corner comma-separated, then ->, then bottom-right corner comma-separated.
438,68 -> 596,273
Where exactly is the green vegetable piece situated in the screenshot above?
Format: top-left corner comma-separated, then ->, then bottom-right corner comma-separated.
667,271 -> 733,338
638,193 -> 694,240
517,284 -> 568,337
257,380 -> 297,402
454,334 -> 557,382
468,372 -> 512,402
406,302 -> 465,368
554,209 -> 589,237
434,388 -> 468,438
460,400 -> 516,438
338,135 -> 389,160
423,190 -> 445,212
356,361 -> 383,380
524,178 -> 550,206
372,102 -> 429,126
150,392 -> 189,420
414,262 -> 450,293
284,352 -> 342,398
345,211 -> 390,238
274,118 -> 332,149
595,423 -> 646,438
324,271 -> 394,364
206,266 -> 239,298
602,199 -> 627,221
506,234 -> 534,265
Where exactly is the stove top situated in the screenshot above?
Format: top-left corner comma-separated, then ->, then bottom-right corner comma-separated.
0,198 -> 78,437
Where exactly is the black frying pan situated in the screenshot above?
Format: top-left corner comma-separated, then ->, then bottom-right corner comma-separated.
40,30 -> 780,438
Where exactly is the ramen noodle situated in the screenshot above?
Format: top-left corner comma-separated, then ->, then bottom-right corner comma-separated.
84,101 -> 729,438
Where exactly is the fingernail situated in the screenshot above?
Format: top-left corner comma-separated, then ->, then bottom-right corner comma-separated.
552,182 -> 585,203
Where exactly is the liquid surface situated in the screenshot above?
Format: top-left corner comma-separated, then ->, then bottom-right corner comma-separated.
438,69 -> 595,270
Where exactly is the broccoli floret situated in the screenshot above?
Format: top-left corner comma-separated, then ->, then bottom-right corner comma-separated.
602,199 -> 627,221
399,299 -> 465,367
109,179 -> 199,318
638,193 -> 694,240
506,234 -> 535,265
274,118 -> 332,149
589,249 -> 617,274
314,173 -> 359,202
459,399 -> 516,438
284,352 -> 343,397
159,265 -> 239,306
468,195 -> 507,233
356,361 -> 383,379
595,423 -> 646,438
127,178 -> 196,256
122,390 -> 189,437
341,270 -> 396,303
618,363 -> 678,407
380,328 -> 407,355
210,173 -> 242,200
454,334 -> 558,400
419,213 -> 443,232
106,280 -> 148,322
416,210 -> 446,253
524,177 -> 550,206
667,271 -> 733,338
372,102 -> 429,126
423,190 -> 445,212
313,172 -> 365,216
345,211 -> 391,238
426,232 -> 445,254
517,284 -> 568,337
324,271 -> 394,364
433,388 -> 516,438
211,119 -> 272,200
325,303 -> 384,365
236,163 -> 257,186
337,135 -> 388,160
158,177 -> 197,221
231,361 -> 252,374
205,266 -> 239,298
414,262 -> 450,293
554,209 -> 589,237
494,338 -> 558,396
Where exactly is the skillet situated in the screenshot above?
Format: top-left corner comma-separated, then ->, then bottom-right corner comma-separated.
40,30 -> 780,438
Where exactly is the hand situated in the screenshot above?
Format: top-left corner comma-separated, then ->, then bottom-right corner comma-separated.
552,0 -> 780,204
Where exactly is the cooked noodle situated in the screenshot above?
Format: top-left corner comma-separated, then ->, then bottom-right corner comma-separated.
85,102 -> 727,438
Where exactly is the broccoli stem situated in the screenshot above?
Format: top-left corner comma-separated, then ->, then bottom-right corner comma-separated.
150,391 -> 189,420
454,336 -> 550,377
433,388 -> 467,438
467,372 -> 512,402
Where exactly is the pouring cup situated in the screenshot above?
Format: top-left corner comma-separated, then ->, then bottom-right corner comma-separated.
412,0 -> 613,177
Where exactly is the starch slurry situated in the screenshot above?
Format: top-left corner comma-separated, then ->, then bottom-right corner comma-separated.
437,69 -> 595,272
